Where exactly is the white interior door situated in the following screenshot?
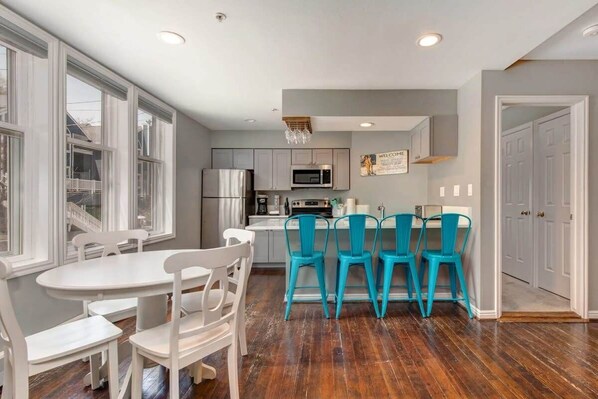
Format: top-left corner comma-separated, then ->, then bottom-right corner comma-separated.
501,123 -> 533,283
535,111 -> 571,299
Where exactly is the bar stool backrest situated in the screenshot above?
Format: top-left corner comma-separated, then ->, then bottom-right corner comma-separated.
380,213 -> 423,256
334,214 -> 379,256
284,214 -> 329,257
423,213 -> 472,256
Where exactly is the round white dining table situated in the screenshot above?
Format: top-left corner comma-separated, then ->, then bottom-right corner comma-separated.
36,249 -> 215,399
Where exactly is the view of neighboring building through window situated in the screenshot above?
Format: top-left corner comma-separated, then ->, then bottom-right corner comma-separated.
137,105 -> 170,233
0,44 -> 21,255
66,74 -> 106,242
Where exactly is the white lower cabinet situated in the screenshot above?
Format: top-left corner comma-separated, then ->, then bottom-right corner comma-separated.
253,230 -> 286,264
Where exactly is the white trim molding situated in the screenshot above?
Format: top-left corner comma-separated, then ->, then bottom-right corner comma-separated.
494,95 -> 589,320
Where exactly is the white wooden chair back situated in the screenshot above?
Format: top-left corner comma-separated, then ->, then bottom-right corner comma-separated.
223,228 -> 255,289
164,242 -> 251,363
72,229 -> 149,261
0,258 -> 27,369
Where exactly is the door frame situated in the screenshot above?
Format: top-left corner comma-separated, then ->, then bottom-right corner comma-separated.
494,95 -> 589,319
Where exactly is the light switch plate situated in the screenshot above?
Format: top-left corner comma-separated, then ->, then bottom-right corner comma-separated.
468,184 -> 473,196
440,186 -> 445,197
453,185 -> 460,197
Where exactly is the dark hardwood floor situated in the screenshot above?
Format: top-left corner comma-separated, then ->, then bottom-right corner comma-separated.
6,268 -> 598,398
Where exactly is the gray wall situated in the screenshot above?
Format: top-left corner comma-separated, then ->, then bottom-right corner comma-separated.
427,73 -> 482,308
349,131 -> 427,215
480,60 -> 598,311
6,111 -> 211,339
501,106 -> 567,131
211,130 -> 351,149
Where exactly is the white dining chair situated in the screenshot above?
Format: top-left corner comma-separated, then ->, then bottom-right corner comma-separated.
180,228 -> 255,356
129,242 -> 252,399
0,258 -> 122,399
72,229 -> 149,322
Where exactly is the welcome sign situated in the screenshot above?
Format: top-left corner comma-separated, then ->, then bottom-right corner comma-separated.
360,149 -> 409,176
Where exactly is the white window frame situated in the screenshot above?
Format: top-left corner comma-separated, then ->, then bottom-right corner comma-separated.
59,44 -> 133,263
0,7 -> 58,277
133,87 -> 176,244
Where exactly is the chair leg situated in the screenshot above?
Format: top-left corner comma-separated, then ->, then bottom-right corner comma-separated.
107,341 -> 119,399
335,259 -> 340,303
449,265 -> 457,303
13,362 -> 28,399
89,353 -> 102,390
335,260 -> 349,319
404,267 -> 413,301
426,259 -> 440,317
285,261 -> 300,321
2,350 -> 14,399
376,258 -> 383,291
228,342 -> 240,399
131,347 -> 143,399
238,296 -> 248,356
418,257 -> 426,289
381,260 -> 394,318
408,258 -> 426,318
364,258 -> 380,318
315,259 -> 330,318
169,364 -> 179,399
455,259 -> 474,319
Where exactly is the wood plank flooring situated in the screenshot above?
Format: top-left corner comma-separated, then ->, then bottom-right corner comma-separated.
6,268 -> 598,398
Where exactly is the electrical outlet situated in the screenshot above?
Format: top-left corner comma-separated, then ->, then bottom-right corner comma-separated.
468,184 -> 473,196
440,186 -> 445,197
453,184 -> 460,197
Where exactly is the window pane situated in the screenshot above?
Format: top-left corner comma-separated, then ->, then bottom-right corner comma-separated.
137,108 -> 153,157
137,160 -> 160,232
0,133 -> 21,255
67,75 -> 102,144
66,145 -> 102,241
0,46 -> 9,123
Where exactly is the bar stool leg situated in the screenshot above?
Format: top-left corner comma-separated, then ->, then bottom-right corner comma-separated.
285,261 -> 300,320
315,259 -> 330,318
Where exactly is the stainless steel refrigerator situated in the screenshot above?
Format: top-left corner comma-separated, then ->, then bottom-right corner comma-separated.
201,169 -> 255,248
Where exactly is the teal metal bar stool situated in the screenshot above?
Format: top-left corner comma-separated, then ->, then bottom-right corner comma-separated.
376,213 -> 426,318
334,214 -> 380,319
419,213 -> 473,318
284,214 -> 330,320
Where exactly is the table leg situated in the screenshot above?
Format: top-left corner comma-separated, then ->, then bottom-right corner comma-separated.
190,361 -> 217,384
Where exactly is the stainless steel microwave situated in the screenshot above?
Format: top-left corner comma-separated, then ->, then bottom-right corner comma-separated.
291,164 -> 333,188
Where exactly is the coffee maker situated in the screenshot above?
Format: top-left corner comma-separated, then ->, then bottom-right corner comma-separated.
257,194 -> 268,215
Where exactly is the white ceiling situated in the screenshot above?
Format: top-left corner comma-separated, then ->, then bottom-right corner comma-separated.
311,116 -> 426,132
5,0 -> 597,130
525,4 -> 598,60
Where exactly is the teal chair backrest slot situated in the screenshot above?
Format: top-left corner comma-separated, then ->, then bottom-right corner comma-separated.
285,214 -> 329,257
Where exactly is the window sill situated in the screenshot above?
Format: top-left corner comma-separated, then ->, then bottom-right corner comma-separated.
144,231 -> 176,246
8,257 -> 57,279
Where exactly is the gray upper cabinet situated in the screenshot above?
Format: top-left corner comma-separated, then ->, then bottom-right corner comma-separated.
212,149 -> 233,169
409,116 -> 458,164
254,149 -> 273,190
233,149 -> 254,169
332,148 -> 350,190
291,149 -> 312,165
272,149 -> 291,190
312,149 -> 333,165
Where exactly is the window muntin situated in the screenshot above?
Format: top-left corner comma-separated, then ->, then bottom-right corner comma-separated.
0,130 -> 21,255
0,45 -> 9,123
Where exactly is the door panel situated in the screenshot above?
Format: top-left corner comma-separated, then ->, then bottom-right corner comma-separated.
212,149 -> 233,169
254,149 -> 273,190
273,150 -> 291,190
313,149 -> 333,165
233,149 -> 254,169
536,112 -> 571,298
201,198 -> 243,248
501,124 -> 533,282
291,149 -> 312,165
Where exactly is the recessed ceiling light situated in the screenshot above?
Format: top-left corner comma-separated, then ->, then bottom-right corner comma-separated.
582,25 -> 598,37
157,31 -> 185,45
417,33 -> 442,47
360,122 -> 375,128
244,118 -> 256,123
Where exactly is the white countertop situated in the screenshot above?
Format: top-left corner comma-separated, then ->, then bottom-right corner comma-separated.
248,214 -> 289,219
245,218 -> 469,231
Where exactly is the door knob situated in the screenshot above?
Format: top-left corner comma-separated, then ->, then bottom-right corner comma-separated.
520,210 -> 530,215
536,211 -> 545,218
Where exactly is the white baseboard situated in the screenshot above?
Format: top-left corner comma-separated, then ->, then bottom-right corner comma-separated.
588,310 -> 598,319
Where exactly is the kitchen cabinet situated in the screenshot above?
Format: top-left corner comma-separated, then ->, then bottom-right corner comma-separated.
212,149 -> 233,169
268,230 -> 287,263
254,149 -> 273,190
409,116 -> 458,164
332,148 -> 350,190
253,231 -> 270,263
272,149 -> 291,190
233,149 -> 254,169
254,149 -> 291,190
291,149 -> 312,165
312,149 -> 333,165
